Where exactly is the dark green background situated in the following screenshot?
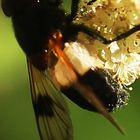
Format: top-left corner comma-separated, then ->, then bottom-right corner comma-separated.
0,0 -> 140,140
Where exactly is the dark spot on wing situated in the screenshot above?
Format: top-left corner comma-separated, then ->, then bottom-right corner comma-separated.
35,95 -> 54,117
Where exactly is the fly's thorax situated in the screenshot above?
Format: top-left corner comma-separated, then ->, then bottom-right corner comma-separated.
29,49 -> 48,71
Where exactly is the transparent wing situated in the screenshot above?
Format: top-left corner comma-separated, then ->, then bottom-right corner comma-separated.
27,59 -> 73,140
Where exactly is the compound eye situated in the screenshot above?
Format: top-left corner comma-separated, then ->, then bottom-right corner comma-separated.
1,0 -> 31,17
1,0 -> 12,16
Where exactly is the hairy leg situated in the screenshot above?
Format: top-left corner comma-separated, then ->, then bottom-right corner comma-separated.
70,23 -> 140,44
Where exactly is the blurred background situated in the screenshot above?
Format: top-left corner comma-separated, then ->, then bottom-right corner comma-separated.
0,0 -> 140,140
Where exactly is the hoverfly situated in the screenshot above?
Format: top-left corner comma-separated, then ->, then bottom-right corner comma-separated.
1,0 -> 140,139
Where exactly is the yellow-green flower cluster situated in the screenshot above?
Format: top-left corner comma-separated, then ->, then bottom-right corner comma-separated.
72,0 -> 140,86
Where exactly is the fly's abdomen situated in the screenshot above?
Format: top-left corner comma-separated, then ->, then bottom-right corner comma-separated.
61,68 -> 128,112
